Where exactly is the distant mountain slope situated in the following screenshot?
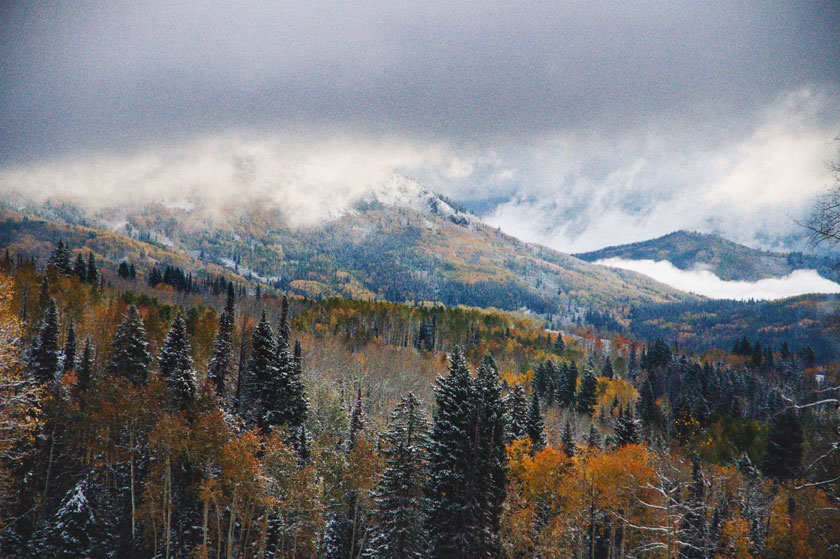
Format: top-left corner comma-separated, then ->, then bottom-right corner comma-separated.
575,230 -> 838,282
0,179 -> 693,316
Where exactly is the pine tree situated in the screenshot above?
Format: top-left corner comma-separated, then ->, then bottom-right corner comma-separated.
346,384 -> 366,452
32,478 -> 100,559
638,375 -> 659,426
613,405 -> 641,447
106,305 -> 153,387
28,298 -> 61,384
553,333 -> 565,353
86,252 -> 99,285
242,311 -> 279,425
48,239 -> 72,274
159,312 -> 197,411
472,354 -> 507,558
761,409 -> 803,482
75,337 -> 94,395
679,460 -> 708,559
62,320 -> 76,375
38,275 -> 51,314
287,340 -> 308,429
366,393 -> 430,559
557,362 -> 577,408
525,388 -> 546,452
207,283 -> 235,399
505,384 -> 528,441
278,295 -> 291,347
425,347 -> 482,559
576,366 -> 598,416
73,254 -> 87,282
602,356 -> 614,379
561,419 -> 576,456
584,423 -> 601,449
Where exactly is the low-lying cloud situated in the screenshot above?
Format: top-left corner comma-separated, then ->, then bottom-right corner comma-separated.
595,258 -> 840,301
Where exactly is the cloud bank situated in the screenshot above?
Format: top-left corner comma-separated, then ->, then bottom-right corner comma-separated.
595,258 -> 840,301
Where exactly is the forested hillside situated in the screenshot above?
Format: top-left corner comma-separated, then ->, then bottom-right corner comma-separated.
0,242 -> 838,558
576,230 -> 840,282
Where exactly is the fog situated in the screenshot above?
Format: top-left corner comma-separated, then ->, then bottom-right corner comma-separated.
594,258 -> 840,301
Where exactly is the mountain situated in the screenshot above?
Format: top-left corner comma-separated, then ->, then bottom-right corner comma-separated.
0,178 -> 692,318
575,230 -> 839,282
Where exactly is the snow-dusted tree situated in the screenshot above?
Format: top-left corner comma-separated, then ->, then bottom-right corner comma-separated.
577,365 -> 598,416
761,408 -> 803,482
159,311 -> 197,411
47,240 -> 72,275
365,393 -> 430,559
106,305 -> 152,387
75,337 -> 94,395
29,478 -> 100,559
505,383 -> 528,442
207,282 -> 235,399
242,311 -> 279,425
28,298 -> 61,385
525,388 -> 546,452
346,384 -> 366,452
561,419 -> 576,456
614,405 -> 642,447
85,252 -> 99,285
61,321 -> 76,375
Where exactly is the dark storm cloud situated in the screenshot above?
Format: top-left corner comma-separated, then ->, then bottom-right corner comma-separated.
2,1 -> 839,163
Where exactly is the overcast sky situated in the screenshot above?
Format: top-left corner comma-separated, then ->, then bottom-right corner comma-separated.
2,1 -> 839,252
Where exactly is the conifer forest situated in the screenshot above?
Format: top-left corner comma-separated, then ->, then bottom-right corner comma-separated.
1,238 -> 839,559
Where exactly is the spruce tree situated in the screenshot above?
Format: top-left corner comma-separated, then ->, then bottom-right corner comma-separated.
28,298 -> 61,384
73,254 -> 87,282
614,405 -> 641,447
159,312 -> 197,411
287,340 -> 308,429
679,460 -> 709,559
505,384 -> 528,441
425,347 -> 481,559
525,388 -> 546,452
346,384 -> 366,452
561,419 -> 576,456
278,295 -> 291,347
32,478 -> 100,559
62,320 -> 76,375
576,366 -> 598,415
584,423 -> 601,449
553,333 -> 565,353
472,355 -> 507,558
106,305 -> 153,387
207,283 -> 235,399
557,362 -> 577,408
75,337 -> 94,395
638,376 -> 659,426
761,409 -> 803,482
366,393 -> 430,559
48,239 -> 72,274
602,356 -> 614,379
86,252 -> 99,285
243,311 -> 279,426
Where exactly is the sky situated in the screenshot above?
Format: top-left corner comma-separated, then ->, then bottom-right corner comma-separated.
2,1 -> 840,252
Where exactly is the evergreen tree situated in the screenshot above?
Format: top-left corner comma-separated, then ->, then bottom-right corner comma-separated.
73,254 -> 87,282
75,337 -> 94,395
525,388 -> 546,452
561,419 -> 576,456
346,384 -> 366,452
613,405 -> 641,447
780,341 -> 791,361
602,356 -> 614,379
576,366 -> 598,416
366,393 -> 430,559
106,305 -> 153,387
62,320 -> 76,375
553,333 -> 565,353
584,423 -> 601,449
472,355 -> 507,558
679,460 -> 708,559
505,384 -> 528,441
278,295 -> 291,347
86,253 -> 99,285
751,341 -> 763,368
207,283 -> 235,399
28,298 -> 61,385
31,478 -> 100,559
48,239 -> 72,274
426,347 -> 505,559
159,312 -> 197,411
638,375 -> 659,426
556,362 -> 577,408
761,409 -> 803,482
287,340 -> 308,429
38,275 -> 51,314
242,311 -> 279,425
